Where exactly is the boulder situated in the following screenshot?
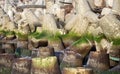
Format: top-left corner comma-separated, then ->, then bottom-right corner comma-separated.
63,67 -> 93,74
87,51 -> 110,71
105,0 -> 114,8
22,9 -> 41,26
73,0 -> 90,14
38,46 -> 55,58
42,14 -> 58,34
94,0 -> 106,8
101,7 -> 112,15
60,51 -> 83,70
31,56 -> 60,74
0,54 -> 15,67
99,14 -> 120,38
12,58 -> 31,74
112,0 -> 120,14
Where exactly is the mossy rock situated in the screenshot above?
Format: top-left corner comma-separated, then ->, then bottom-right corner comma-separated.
68,37 -> 92,57
63,67 -> 93,74
16,32 -> 28,41
93,33 -> 106,43
0,30 -> 6,36
29,31 -> 50,40
60,51 -> 83,70
32,56 -> 60,74
109,37 -> 120,45
62,32 -> 81,41
30,38 -> 48,48
0,54 -> 15,68
0,66 -> 12,74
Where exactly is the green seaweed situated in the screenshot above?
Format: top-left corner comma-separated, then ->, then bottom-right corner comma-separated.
109,38 -> 120,45
62,32 -> 80,40
71,37 -> 88,46
94,33 -> 106,43
16,32 -> 28,40
0,30 -> 15,35
29,31 -> 50,39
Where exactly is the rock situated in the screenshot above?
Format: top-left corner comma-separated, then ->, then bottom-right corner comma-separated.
17,33 -> 28,41
110,63 -> 120,71
99,14 -> 120,38
0,66 -> 12,74
0,54 -> 15,67
22,9 -> 41,26
7,22 -> 17,31
2,43 -> 15,54
6,35 -> 16,40
87,51 -> 110,71
18,21 -> 31,34
87,0 -> 96,10
31,56 -> 61,74
65,13 -> 75,24
14,13 -> 21,23
42,14 -> 58,34
0,8 -> 5,17
105,0 -> 114,8
109,46 -> 120,67
63,67 -> 93,74
35,0 -> 45,5
95,39 -> 112,52
60,51 -> 83,70
34,9 -> 44,20
85,11 -> 99,23
94,0 -> 106,8
38,46 -> 55,58
36,27 -> 43,33
1,15 -> 10,30
101,7 -> 112,15
65,14 -> 78,31
17,41 -> 28,49
69,39 -> 92,58
73,0 -> 90,14
12,58 -> 31,74
112,0 -> 120,14
31,38 -> 48,48
48,39 -> 64,52
65,14 -> 89,34
87,24 -> 103,36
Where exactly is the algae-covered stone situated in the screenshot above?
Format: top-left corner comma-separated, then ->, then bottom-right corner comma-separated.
16,32 -> 28,41
0,66 -> 12,74
87,51 -> 110,71
5,31 -> 16,40
48,33 -> 64,51
62,32 -> 80,48
69,36 -> 92,58
17,41 -> 28,49
48,39 -> 64,52
32,56 -> 60,74
38,46 -> 55,58
0,54 -> 15,68
29,31 -> 49,48
2,43 -> 15,54
63,67 -> 93,74
31,38 -> 48,48
12,58 -> 31,74
60,51 -> 83,70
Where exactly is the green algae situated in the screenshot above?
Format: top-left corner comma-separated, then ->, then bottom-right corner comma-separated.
32,57 -> 57,68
